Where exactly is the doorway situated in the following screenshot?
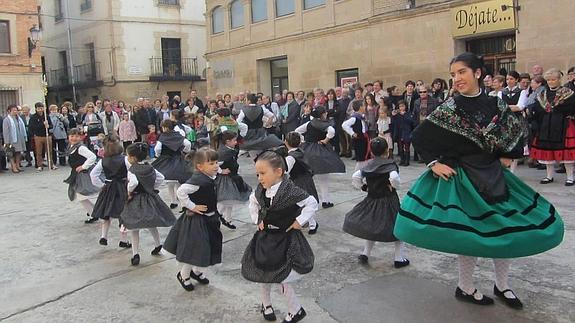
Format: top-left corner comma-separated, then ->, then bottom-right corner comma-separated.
467,34 -> 516,75
270,58 -> 288,96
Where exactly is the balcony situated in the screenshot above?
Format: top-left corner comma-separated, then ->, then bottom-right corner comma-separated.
81,0 -> 92,12
47,62 -> 103,90
149,57 -> 201,81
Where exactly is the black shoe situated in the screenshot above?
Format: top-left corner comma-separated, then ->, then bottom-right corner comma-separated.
394,259 -> 410,268
170,203 -> 178,209
556,166 -> 567,174
536,164 -> 546,170
99,238 -> 108,246
220,217 -> 237,229
85,217 -> 98,224
455,287 -> 494,305
176,272 -> 195,291
540,177 -> 554,184
119,241 -> 132,248
322,202 -> 334,209
358,254 -> 368,264
189,270 -> 209,285
494,285 -> 523,309
565,180 -> 574,187
261,304 -> 277,321
151,245 -> 162,255
308,223 -> 318,235
131,254 -> 140,266
282,307 -> 306,323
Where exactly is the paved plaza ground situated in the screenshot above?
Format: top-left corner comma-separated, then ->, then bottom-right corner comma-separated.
0,158 -> 573,322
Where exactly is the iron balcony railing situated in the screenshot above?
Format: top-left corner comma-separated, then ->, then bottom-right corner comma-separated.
47,62 -> 101,88
149,57 -> 200,80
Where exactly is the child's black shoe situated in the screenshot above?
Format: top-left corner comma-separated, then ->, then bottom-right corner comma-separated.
261,304 -> 276,321
131,254 -> 140,266
99,238 -> 108,246
151,245 -> 162,255
189,270 -> 210,285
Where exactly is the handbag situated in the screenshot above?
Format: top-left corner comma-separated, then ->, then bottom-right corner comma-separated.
87,122 -> 104,136
4,144 -> 15,159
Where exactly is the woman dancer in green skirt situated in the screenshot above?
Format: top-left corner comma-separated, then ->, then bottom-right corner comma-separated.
394,53 -> 564,309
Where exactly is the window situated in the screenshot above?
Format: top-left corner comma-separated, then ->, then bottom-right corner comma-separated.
336,68 -> 359,89
161,38 -> 182,76
158,0 -> 179,5
0,90 -> 19,115
230,0 -> 244,29
55,0 -> 63,21
212,6 -> 224,34
251,0 -> 267,23
0,21 -> 10,53
276,0 -> 294,17
80,0 -> 92,11
304,0 -> 325,10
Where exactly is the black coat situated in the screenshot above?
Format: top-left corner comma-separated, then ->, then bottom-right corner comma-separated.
282,100 -> 301,135
29,113 -> 53,137
133,109 -> 151,134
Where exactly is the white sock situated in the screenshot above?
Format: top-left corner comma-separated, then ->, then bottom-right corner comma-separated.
130,230 -> 140,256
493,259 -> 516,299
101,219 -> 111,239
281,284 -> 301,315
218,203 -> 233,222
261,284 -> 272,308
148,227 -> 161,246
510,159 -> 518,173
191,265 -> 206,277
180,264 -> 193,280
168,182 -> 180,204
119,227 -> 128,242
394,241 -> 406,261
458,256 -> 481,298
315,174 -> 331,203
79,199 -> 94,214
565,163 -> 574,181
546,164 -> 554,180
362,240 -> 375,257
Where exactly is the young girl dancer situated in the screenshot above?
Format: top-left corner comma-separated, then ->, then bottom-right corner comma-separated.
216,130 -> 252,230
241,151 -> 317,323
343,138 -> 409,267
120,143 -> 176,266
342,101 -> 371,171
295,106 -> 346,209
152,120 -> 193,209
64,128 -> 100,224
90,135 -> 131,247
163,147 -> 223,291
285,131 -> 319,235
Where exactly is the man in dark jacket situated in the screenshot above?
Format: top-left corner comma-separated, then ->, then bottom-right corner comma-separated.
281,92 -> 301,137
133,100 -> 151,143
336,88 -> 352,157
29,102 -> 53,171
189,90 -> 204,113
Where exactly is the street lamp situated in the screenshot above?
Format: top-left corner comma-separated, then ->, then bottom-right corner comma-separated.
28,24 -> 41,58
501,4 -> 521,11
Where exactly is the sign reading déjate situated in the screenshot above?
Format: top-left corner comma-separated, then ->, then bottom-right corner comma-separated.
451,0 -> 516,38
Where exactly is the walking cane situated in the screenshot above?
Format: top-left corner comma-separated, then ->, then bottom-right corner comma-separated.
43,109 -> 53,171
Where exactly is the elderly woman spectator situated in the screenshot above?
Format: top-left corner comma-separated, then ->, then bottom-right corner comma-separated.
99,101 -> 120,137
2,104 -> 27,173
49,104 -> 69,167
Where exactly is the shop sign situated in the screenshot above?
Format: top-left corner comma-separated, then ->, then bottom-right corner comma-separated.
451,0 -> 516,38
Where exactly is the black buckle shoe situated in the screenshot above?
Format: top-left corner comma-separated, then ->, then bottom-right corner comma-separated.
176,272 -> 195,291
261,304 -> 277,321
282,307 -> 306,323
358,254 -> 368,265
85,217 -> 98,224
169,203 -> 178,209
455,287 -> 494,305
151,245 -> 163,255
99,238 -> 108,246
189,270 -> 210,285
308,223 -> 318,235
540,177 -> 554,184
131,254 -> 140,266
220,217 -> 237,230
565,180 -> 574,187
322,202 -> 334,209
494,285 -> 523,309
394,259 -> 410,268
119,241 -> 132,248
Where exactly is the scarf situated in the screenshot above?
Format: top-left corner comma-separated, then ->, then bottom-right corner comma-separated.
7,115 -> 27,144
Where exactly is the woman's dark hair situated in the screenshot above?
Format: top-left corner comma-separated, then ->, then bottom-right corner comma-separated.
450,52 -> 486,87
352,100 -> 363,112
217,107 -> 232,117
220,130 -> 237,144
364,93 -> 376,106
432,78 -> 446,91
306,92 -> 314,100
186,147 -> 218,169
286,91 -> 295,99
397,100 -> 407,108
6,104 -> 18,112
507,70 -> 521,80
126,142 -> 149,162
171,109 -> 184,121
285,131 -> 301,148
68,128 -> 82,136
161,119 -> 176,131
370,137 -> 389,156
255,150 -> 286,172
519,73 -> 531,81
326,89 -> 337,100
103,135 -> 124,157
247,93 -> 258,104
311,105 -> 326,119
405,80 -> 416,87
532,75 -> 547,86
386,86 -> 397,96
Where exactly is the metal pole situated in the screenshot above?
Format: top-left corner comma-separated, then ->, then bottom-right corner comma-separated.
65,0 -> 77,106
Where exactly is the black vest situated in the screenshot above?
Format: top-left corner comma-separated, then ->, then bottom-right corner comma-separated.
186,172 -> 217,213
218,146 -> 239,175
365,173 -> 396,198
288,149 -> 313,180
68,145 -> 87,169
130,163 -> 157,194
351,113 -> 364,135
304,121 -> 328,142
102,155 -> 128,181
261,195 -> 302,231
243,107 -> 264,129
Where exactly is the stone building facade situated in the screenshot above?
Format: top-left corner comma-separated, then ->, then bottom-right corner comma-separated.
41,0 -> 207,106
0,0 -> 44,114
204,0 -> 575,96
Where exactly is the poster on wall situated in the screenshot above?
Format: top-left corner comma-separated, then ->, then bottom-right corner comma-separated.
340,76 -> 358,89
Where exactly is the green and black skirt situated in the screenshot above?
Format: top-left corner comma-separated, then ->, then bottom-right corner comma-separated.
393,168 -> 564,258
